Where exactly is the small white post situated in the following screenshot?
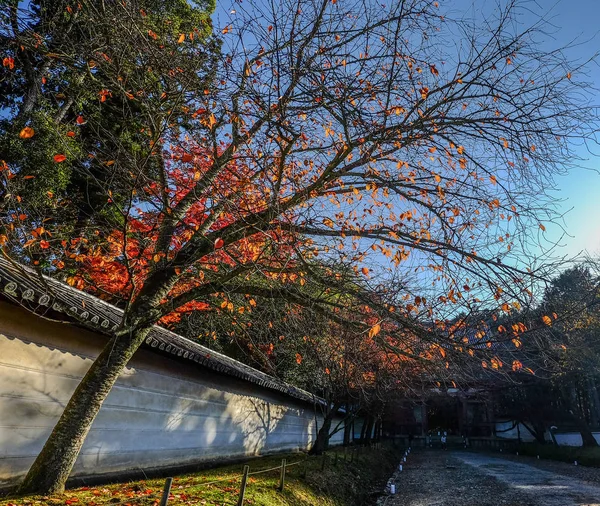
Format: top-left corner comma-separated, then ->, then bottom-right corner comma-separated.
399,464 -> 403,471
574,460 -> 578,466
390,484 -> 396,494
537,455 -> 540,459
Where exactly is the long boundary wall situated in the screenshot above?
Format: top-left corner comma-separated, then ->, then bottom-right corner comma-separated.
0,301 -> 343,488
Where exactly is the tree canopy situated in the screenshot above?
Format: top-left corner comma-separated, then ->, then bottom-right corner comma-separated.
1,0 -> 598,494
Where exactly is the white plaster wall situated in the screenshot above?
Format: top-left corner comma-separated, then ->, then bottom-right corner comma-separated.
553,432 -> 600,446
495,420 -> 600,446
495,421 -> 538,442
0,301 -> 343,487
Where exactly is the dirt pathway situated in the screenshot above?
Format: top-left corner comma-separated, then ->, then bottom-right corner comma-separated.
384,450 -> 600,506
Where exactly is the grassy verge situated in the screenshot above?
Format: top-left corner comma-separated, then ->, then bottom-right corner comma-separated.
1,444 -> 402,506
515,442 -> 600,467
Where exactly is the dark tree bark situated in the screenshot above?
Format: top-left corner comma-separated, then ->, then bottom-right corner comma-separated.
310,402 -> 342,455
18,326 -> 152,494
521,420 -> 547,444
359,416 -> 368,445
373,418 -> 381,442
363,416 -> 374,446
343,418 -> 351,446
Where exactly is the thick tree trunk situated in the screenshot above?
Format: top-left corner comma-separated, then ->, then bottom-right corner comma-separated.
18,326 -> 152,495
575,415 -> 598,447
311,415 -> 333,455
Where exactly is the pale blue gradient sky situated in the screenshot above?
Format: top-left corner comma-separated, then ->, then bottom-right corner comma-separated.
518,0 -> 600,259
214,0 -> 600,259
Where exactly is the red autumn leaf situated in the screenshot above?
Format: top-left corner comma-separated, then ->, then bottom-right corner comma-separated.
76,116 -> 85,125
181,153 -> 194,163
2,56 -> 14,69
66,131 -> 76,137
40,240 -> 50,249
214,238 -> 224,249
19,127 -> 35,139
53,154 -> 67,163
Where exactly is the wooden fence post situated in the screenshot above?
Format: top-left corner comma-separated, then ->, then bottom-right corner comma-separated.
237,465 -> 250,506
159,477 -> 173,506
279,459 -> 287,491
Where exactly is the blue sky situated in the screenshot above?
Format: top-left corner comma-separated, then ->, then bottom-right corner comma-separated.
509,0 -> 600,259
214,0 -> 600,260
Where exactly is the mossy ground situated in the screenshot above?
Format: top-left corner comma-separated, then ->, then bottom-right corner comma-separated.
1,444 -> 402,506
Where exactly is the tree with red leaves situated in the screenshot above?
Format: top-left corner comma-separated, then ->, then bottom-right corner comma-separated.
1,0 -> 598,494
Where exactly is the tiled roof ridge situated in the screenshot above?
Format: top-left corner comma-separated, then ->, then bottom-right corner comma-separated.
0,256 -> 320,405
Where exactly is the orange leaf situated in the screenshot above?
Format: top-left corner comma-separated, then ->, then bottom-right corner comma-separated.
368,324 -> 381,338
295,353 -> 302,364
19,127 -> 35,139
361,267 -> 369,276
177,33 -> 185,43
53,154 -> 67,163
542,315 -> 552,326
539,223 -> 546,231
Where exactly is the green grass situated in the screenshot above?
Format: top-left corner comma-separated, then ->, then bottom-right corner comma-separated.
1,444 -> 402,506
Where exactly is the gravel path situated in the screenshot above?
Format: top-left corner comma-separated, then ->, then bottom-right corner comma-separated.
384,450 -> 600,506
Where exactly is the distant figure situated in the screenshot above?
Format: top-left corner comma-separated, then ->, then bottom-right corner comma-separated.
441,432 -> 447,450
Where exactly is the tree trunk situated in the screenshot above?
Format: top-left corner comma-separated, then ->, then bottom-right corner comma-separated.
343,418 -> 351,446
521,421 -> 546,445
373,419 -> 381,442
363,416 -> 374,446
18,326 -> 152,495
588,378 -> 600,429
359,416 -> 368,445
311,415 -> 333,455
574,414 -> 599,447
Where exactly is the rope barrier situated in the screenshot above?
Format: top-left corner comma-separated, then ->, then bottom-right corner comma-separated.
66,446 -> 385,505
247,465 -> 283,476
